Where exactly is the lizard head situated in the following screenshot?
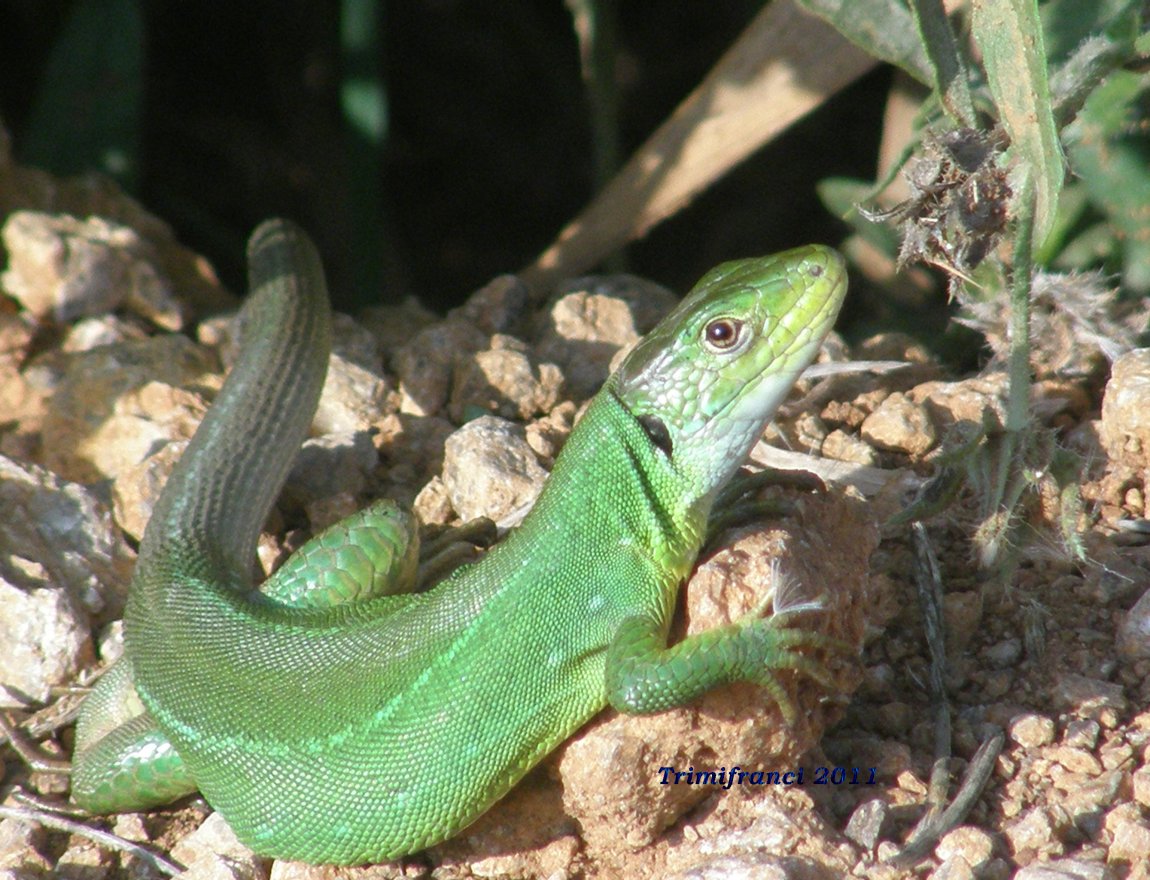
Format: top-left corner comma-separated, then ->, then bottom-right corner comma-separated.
609,244 -> 847,499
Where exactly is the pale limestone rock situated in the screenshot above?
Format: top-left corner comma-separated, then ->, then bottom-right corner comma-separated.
537,274 -> 677,399
1101,348 -> 1150,470
441,416 -> 547,523
860,391 -> 936,456
450,336 -> 564,422
1,211 -> 183,329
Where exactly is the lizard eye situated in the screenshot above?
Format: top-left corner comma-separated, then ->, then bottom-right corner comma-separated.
702,318 -> 744,352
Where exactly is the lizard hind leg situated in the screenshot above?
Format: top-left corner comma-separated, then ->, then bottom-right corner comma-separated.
72,658 -> 196,812
703,467 -> 826,552
72,706 -> 196,813
260,499 -> 420,608
72,501 -> 420,813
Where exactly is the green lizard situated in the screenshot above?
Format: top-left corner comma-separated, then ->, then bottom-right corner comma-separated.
72,219 -> 849,864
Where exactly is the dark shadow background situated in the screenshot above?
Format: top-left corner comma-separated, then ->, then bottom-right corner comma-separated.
0,0 -> 888,313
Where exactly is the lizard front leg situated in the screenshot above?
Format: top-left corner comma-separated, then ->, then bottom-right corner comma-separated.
604,605 -> 839,724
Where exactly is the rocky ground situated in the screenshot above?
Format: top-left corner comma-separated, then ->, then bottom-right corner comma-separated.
1,142 -> 1150,880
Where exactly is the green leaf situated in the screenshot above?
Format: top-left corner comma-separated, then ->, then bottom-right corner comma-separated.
20,0 -> 142,188
816,177 -> 901,255
796,0 -> 933,84
1064,71 -> 1150,292
909,0 -> 975,125
1032,181 -> 1089,266
1040,0 -> 1142,65
970,0 -> 1064,250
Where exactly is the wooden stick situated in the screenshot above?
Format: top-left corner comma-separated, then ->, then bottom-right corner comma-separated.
520,0 -> 877,293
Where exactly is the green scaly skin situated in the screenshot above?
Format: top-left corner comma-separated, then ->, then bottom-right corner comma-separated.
72,220 -> 848,864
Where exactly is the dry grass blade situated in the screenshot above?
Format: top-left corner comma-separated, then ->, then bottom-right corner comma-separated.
520,0 -> 876,293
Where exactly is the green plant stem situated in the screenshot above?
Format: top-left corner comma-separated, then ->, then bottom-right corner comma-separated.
992,170 -> 1035,519
566,0 -> 624,271
1006,172 -> 1035,438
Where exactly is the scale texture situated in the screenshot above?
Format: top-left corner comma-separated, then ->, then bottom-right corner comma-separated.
74,220 -> 848,864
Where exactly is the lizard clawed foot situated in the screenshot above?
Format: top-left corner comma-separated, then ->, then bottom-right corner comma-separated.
703,467 -> 828,552
417,517 -> 498,588
735,600 -> 852,725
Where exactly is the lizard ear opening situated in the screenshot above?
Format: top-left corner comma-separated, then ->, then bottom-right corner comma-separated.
637,414 -> 673,457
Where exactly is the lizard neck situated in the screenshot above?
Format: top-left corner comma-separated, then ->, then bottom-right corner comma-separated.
524,389 -> 710,583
